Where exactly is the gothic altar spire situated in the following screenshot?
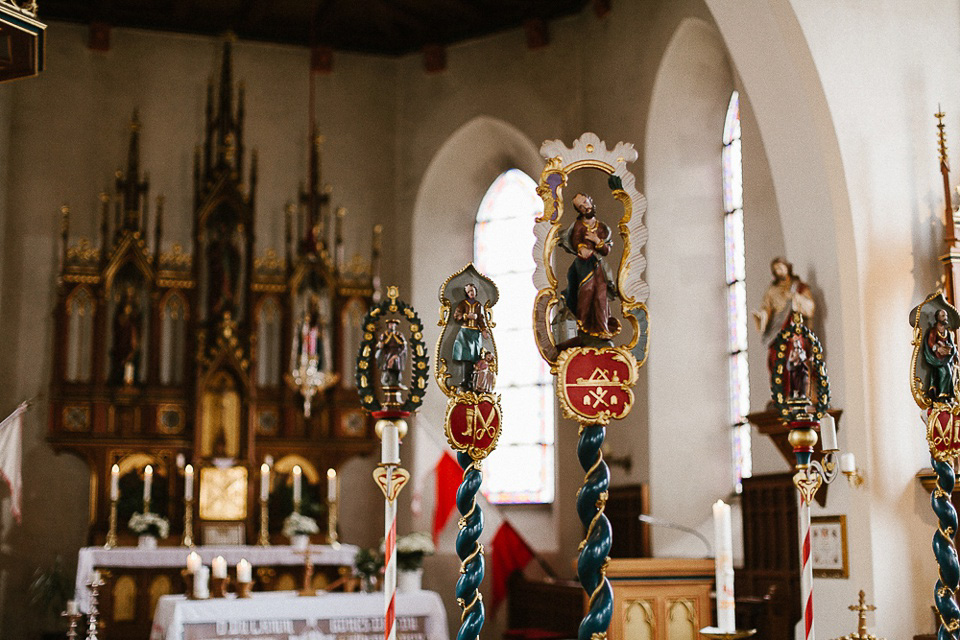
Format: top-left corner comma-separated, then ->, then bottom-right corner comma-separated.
114,110 -> 149,235
202,38 -> 246,182
298,126 -> 331,256
936,109 -> 960,306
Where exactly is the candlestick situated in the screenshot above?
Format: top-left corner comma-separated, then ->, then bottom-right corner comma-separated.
183,497 -> 195,547
86,570 -> 105,640
258,497 -> 270,546
104,493 -> 118,549
184,464 -> 194,501
292,465 -> 302,512
713,500 -> 736,633
61,607 -> 81,640
143,465 -> 153,513
260,463 -> 270,501
110,464 -> 119,501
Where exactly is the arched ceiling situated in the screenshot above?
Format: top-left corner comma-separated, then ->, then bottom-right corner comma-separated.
38,0 -> 589,55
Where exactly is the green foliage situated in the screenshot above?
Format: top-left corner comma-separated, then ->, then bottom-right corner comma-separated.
353,547 -> 383,580
268,482 -> 326,533
27,556 -> 72,631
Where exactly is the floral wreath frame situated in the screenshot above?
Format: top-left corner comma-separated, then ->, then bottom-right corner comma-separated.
770,312 -> 830,421
355,287 -> 429,414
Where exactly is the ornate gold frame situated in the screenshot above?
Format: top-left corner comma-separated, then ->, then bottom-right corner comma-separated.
442,391 -> 503,461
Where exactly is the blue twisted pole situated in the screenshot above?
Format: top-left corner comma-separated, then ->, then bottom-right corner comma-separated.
932,455 -> 960,640
455,451 -> 485,640
577,424 -> 613,640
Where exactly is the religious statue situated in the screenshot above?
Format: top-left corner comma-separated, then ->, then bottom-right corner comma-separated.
296,295 -> 323,370
753,257 -> 816,372
472,349 -> 496,394
924,308 -> 957,401
786,334 -> 810,399
207,218 -> 241,318
375,318 -> 408,389
109,284 -> 142,385
452,283 -> 490,390
561,193 -> 619,341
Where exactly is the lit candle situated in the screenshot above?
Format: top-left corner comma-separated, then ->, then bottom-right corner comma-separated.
713,499 -> 736,632
260,463 -> 270,501
820,413 -> 838,451
841,452 -> 857,474
66,600 -> 78,615
292,465 -> 302,505
110,464 -> 119,501
327,468 -> 337,503
212,555 -> 227,579
176,453 -> 185,469
237,558 -> 252,583
143,465 -> 153,502
184,464 -> 194,501
186,551 -> 201,574
382,422 -> 400,465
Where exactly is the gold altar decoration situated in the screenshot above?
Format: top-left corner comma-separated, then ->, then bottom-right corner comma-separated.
829,591 -> 885,640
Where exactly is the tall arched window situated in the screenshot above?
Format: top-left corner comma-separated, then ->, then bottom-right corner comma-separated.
474,169 -> 555,504
723,90 -> 752,491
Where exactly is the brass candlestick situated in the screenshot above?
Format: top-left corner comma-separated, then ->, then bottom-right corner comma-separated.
699,629 -> 757,640
144,497 -> 151,515
327,498 -> 339,548
104,498 -> 118,549
211,576 -> 229,598
182,498 -> 194,547
236,580 -> 253,598
258,498 -> 270,546
830,590 -> 885,640
181,570 -> 196,600
297,547 -> 314,596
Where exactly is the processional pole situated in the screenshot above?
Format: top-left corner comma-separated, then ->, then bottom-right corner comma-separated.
769,313 -> 835,640
355,285 -> 429,640
435,265 -> 503,640
531,133 -> 649,640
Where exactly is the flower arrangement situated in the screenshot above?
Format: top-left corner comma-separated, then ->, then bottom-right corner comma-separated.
353,547 -> 384,589
396,532 -> 435,572
128,512 -> 169,539
282,512 -> 320,538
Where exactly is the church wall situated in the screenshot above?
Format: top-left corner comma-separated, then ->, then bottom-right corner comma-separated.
0,23 -> 395,636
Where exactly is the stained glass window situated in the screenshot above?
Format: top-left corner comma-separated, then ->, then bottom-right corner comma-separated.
474,169 -> 555,504
723,91 -> 752,491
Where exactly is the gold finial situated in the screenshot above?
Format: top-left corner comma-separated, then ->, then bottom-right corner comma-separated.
336,206 -> 346,219
285,201 -> 296,215
60,205 -> 70,233
387,285 -> 399,304
130,109 -> 141,133
99,192 -> 109,204
315,133 -> 325,146
937,107 -> 949,165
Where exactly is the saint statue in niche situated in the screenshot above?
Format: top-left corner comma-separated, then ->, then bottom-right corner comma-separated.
472,349 -> 496,394
207,217 -> 241,319
110,284 -> 142,385
786,334 -> 810,399
295,294 -> 324,370
452,282 -> 490,390
375,318 -> 407,389
924,308 -> 958,401
752,257 -> 815,372
560,193 -> 619,341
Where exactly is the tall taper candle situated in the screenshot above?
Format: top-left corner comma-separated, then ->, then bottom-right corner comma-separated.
292,465 -> 302,506
260,463 -> 270,501
184,464 -> 194,501
713,499 -> 736,632
110,464 -> 119,501
327,468 -> 337,502
143,465 -> 153,502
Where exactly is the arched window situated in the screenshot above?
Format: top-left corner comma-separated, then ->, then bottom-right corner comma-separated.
474,169 -> 555,504
66,287 -> 95,382
256,297 -> 281,388
723,90 -> 751,491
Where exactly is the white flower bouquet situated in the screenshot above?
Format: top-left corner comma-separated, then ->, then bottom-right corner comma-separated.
396,532 -> 435,572
128,512 -> 170,539
282,512 -> 320,538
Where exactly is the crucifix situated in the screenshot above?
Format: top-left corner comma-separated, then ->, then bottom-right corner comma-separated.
831,590 -> 884,640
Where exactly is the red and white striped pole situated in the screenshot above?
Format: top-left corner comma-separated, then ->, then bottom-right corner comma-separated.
373,415 -> 408,640
799,499 -> 815,640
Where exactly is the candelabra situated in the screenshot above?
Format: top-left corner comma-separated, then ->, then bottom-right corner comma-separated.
182,498 -> 194,547
287,353 -> 339,418
104,497 -> 118,549
327,497 -> 339,548
258,498 -> 270,546
85,572 -> 105,640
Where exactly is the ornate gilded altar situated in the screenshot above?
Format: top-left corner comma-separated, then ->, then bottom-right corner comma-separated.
47,41 -> 380,550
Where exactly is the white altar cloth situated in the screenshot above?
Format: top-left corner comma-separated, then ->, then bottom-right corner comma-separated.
75,544 -> 358,613
150,590 -> 449,640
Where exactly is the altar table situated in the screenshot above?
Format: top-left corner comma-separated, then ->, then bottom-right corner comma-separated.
75,544 -> 358,613
150,590 -> 449,640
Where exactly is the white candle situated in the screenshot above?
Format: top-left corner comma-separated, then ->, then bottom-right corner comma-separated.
186,551 -> 201,574
327,468 -> 337,502
841,452 -> 857,473
820,413 -> 838,451
237,558 -> 252,583
66,600 -> 78,615
184,464 -> 194,501
110,464 -> 119,501
260,463 -> 270,501
713,499 -> 736,632
382,422 -> 400,465
143,465 -> 153,502
212,555 -> 227,579
292,465 -> 302,504
91,570 -> 101,584
176,453 -> 185,469
194,565 -> 210,599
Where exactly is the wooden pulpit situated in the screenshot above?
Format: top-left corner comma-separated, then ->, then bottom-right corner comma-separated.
608,558 -> 714,640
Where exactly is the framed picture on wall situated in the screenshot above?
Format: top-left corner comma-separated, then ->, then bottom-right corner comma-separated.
811,515 -> 849,578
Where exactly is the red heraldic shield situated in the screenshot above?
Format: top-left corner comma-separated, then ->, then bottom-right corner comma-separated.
444,394 -> 502,461
927,407 -> 960,462
557,347 -> 638,425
